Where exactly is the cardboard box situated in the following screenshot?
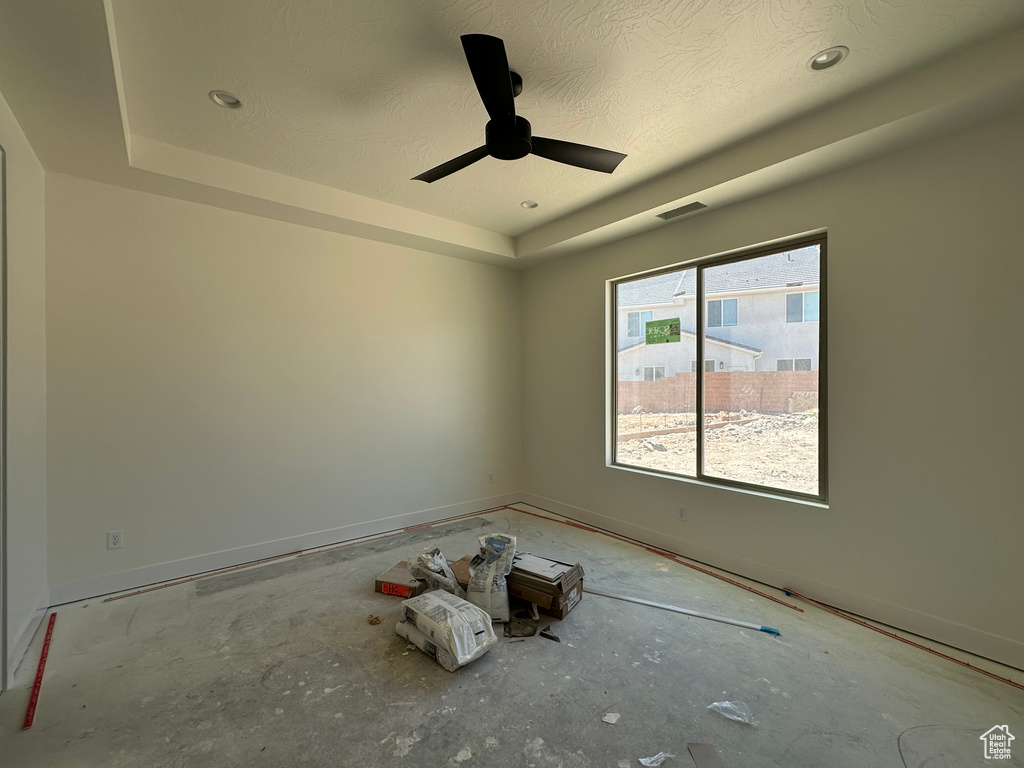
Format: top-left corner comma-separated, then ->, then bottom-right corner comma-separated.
449,555 -> 473,591
374,561 -> 428,598
507,553 -> 585,620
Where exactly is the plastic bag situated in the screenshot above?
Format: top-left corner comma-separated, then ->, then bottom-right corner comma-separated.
707,700 -> 757,726
639,753 -> 675,767
407,548 -> 466,598
467,533 -> 516,622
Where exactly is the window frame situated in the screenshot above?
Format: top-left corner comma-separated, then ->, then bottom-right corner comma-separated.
610,234 -> 828,505
0,143 -> 7,688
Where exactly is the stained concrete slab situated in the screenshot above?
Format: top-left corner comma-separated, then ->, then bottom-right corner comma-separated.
1,506 -> 1021,767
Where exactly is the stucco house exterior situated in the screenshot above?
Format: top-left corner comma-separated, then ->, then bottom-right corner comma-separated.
616,246 -> 820,380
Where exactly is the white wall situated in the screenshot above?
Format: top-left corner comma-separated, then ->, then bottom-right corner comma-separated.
522,113 -> 1024,669
45,174 -> 522,599
0,88 -> 48,684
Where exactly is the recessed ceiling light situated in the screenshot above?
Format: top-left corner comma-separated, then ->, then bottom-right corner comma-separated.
520,200 -> 539,209
209,90 -> 242,109
807,46 -> 849,72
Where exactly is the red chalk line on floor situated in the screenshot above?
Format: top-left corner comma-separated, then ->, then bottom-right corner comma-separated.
22,612 -> 57,730
784,588 -> 1024,692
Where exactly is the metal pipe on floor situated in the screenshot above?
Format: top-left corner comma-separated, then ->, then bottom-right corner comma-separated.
585,586 -> 781,636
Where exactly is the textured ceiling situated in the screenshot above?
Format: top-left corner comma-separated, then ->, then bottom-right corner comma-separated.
108,0 -> 1024,236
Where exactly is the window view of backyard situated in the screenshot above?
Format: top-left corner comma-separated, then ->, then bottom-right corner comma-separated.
613,243 -> 823,498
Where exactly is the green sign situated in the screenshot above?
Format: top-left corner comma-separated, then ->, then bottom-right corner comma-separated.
646,317 -> 681,345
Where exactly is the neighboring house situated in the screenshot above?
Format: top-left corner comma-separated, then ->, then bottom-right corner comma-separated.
616,246 -> 820,379
618,331 -> 761,381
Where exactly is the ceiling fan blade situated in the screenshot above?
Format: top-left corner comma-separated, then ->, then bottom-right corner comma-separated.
412,145 -> 489,183
460,34 -> 516,121
531,136 -> 626,174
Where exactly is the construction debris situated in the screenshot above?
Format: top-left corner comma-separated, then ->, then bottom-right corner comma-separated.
395,591 -> 497,672
638,752 -> 675,767
538,625 -> 561,643
407,548 -> 466,598
383,545 -> 587,661
449,555 -> 472,591
586,586 -> 780,636
507,606 -> 540,637
707,701 -> 757,726
374,561 -> 428,598
467,534 -> 516,622
687,743 -> 730,768
508,554 -> 584,619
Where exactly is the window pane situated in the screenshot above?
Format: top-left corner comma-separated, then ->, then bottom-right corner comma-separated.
723,298 -> 738,327
641,310 -> 653,332
615,268 -> 697,477
704,246 -> 820,495
786,293 -> 803,323
804,291 -> 819,322
707,299 -> 722,327
705,359 -> 715,373
627,312 -> 639,337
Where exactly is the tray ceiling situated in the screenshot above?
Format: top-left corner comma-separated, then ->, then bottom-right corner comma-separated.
110,0 -> 1024,237
1,1 -> 1023,266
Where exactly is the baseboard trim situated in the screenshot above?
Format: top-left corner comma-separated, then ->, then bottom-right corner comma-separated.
49,493 -> 522,606
521,493 -> 1024,672
8,589 -> 50,684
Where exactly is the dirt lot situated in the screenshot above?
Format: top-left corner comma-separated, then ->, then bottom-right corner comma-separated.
615,411 -> 819,495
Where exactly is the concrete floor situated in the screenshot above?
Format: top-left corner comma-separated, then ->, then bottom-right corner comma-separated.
2,505 -> 1021,767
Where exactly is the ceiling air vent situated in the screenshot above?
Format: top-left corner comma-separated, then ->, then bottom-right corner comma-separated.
657,202 -> 707,221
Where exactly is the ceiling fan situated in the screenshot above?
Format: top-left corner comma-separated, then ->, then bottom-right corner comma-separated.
413,34 -> 627,183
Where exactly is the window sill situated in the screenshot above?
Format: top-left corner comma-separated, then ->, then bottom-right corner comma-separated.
607,461 -> 829,508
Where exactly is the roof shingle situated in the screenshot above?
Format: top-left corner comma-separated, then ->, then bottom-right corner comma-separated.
617,245 -> 819,306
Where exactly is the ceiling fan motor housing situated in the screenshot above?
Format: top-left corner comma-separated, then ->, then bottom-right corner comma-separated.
486,115 -> 532,160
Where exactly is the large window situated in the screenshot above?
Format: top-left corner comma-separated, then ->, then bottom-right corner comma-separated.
611,237 -> 827,502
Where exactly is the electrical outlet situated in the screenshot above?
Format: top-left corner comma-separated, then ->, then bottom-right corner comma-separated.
678,507 -> 687,522
107,530 -> 124,550
488,472 -> 494,484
